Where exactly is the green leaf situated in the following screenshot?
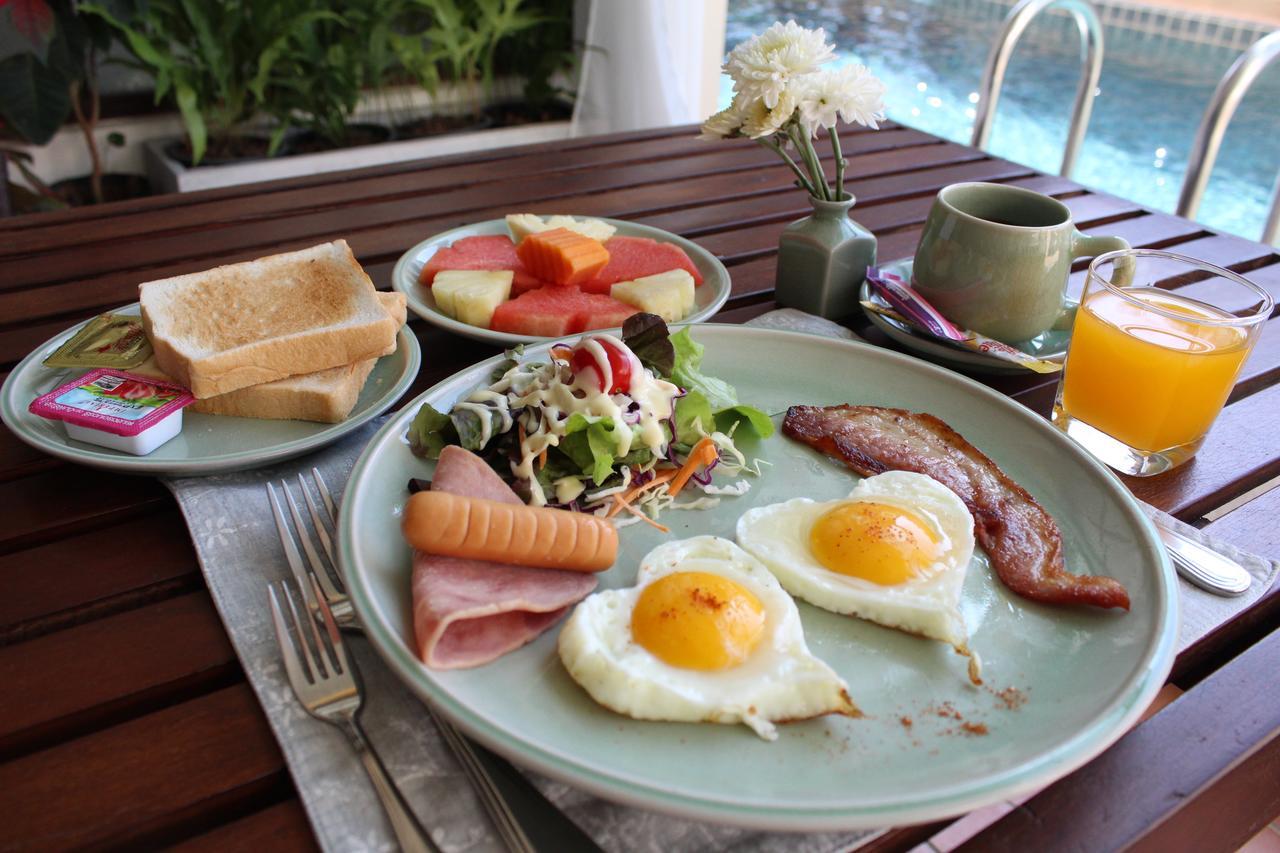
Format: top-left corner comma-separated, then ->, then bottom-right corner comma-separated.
673,390 -> 713,446
715,404 -> 775,438
174,81 -> 206,164
0,53 -> 71,144
407,403 -> 457,459
669,327 -> 738,411
559,413 -> 630,485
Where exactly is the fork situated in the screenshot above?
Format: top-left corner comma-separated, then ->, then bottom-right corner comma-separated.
268,470 -> 561,853
269,577 -> 439,853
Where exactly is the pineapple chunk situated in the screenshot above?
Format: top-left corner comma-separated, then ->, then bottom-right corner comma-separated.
432,270 -> 513,327
610,270 -> 696,322
506,213 -> 616,243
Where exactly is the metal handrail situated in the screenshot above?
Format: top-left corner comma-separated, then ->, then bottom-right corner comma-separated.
971,0 -> 1104,178
1176,30 -> 1280,246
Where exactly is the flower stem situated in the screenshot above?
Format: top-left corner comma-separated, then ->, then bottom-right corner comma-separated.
831,127 -> 847,201
790,124 -> 830,200
760,136 -> 817,197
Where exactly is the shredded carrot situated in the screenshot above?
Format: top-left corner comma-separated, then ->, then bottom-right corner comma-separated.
667,437 -> 719,498
537,446 -> 548,470
550,345 -> 573,362
518,422 -> 527,446
610,494 -> 671,533
604,470 -> 678,518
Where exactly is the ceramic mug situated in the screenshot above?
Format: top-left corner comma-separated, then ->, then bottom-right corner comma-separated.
912,182 -> 1130,342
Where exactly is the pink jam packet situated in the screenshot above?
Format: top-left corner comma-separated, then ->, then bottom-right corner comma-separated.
29,368 -> 194,437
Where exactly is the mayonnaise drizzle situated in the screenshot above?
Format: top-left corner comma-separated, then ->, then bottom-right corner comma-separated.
485,335 -> 678,506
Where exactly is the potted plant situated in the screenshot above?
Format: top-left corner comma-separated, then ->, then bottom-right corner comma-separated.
1,0 -> 147,211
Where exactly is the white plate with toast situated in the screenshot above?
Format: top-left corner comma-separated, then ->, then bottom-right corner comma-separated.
392,217 -> 732,346
0,304 -> 420,476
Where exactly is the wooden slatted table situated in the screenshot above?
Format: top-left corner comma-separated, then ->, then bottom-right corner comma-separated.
2,122 -> 1277,851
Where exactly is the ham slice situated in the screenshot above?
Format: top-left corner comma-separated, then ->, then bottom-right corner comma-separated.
411,446 -> 598,669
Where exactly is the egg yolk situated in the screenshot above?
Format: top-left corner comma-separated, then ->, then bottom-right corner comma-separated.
809,501 -> 941,585
630,571 -> 766,670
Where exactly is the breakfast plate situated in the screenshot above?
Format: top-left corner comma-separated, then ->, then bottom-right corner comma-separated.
339,324 -> 1175,831
392,218 -> 732,346
0,304 -> 421,476
861,257 -> 1072,375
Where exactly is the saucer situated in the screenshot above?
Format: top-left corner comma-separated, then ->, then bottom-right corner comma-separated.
860,258 -> 1071,375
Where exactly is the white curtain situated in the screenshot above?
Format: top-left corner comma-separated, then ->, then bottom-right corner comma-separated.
571,0 -> 727,136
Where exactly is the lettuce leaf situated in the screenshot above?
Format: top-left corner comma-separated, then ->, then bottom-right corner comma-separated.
407,404 -> 457,459
622,313 -> 675,376
668,328 -> 774,437
673,390 -> 714,446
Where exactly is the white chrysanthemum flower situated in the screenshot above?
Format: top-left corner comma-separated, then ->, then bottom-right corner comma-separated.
724,20 -> 835,109
831,64 -> 888,129
699,104 -> 744,140
739,90 -> 798,139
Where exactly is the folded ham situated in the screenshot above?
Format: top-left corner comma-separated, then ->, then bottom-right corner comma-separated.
412,446 -> 598,669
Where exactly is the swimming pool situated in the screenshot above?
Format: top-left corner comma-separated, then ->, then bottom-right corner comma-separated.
723,0 -> 1280,243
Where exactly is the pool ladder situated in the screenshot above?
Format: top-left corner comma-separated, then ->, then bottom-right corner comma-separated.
1176,30 -> 1280,247
971,0 -> 1104,179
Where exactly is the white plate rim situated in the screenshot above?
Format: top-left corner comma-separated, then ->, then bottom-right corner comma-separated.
391,217 -> 732,346
0,304 -> 421,476
338,323 -> 1177,831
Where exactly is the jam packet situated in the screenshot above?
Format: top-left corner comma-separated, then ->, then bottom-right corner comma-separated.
29,368 -> 194,455
43,313 -> 153,369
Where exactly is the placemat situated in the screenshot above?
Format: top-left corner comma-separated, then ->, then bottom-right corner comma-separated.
163,309 -> 1276,852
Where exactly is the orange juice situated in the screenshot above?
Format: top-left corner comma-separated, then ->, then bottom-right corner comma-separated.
1060,288 -> 1252,451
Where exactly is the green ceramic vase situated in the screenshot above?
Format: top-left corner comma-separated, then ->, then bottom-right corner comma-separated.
775,193 -> 877,320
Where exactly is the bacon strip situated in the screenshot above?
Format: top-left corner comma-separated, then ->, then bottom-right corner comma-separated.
782,405 -> 1130,610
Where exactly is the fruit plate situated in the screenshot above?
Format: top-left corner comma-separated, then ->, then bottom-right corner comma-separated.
0,303 -> 420,477
339,324 -> 1176,831
391,218 -> 732,346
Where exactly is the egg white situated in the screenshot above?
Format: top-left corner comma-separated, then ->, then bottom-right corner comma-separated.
735,471 -> 977,660
557,535 -> 858,741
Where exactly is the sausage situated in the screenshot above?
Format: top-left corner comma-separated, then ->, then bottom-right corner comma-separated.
401,490 -> 617,572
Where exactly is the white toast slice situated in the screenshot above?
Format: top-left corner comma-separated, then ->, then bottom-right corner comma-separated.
132,291 -> 407,423
139,240 -> 396,398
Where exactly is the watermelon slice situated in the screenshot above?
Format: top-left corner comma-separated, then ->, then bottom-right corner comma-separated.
491,286 -> 639,337
420,235 -> 545,293
579,236 -> 704,294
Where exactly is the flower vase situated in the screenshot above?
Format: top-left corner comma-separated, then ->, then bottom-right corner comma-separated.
775,194 -> 876,320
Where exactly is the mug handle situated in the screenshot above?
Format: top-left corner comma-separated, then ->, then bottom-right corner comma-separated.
1052,232 -> 1133,329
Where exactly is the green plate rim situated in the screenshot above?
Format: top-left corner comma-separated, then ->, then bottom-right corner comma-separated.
338,323 -> 1177,831
391,217 -> 732,346
0,303 -> 422,476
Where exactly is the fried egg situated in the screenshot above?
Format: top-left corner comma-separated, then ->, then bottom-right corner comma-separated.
557,536 -> 859,740
735,471 -> 979,674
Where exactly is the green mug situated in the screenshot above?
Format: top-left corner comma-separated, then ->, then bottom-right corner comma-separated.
912,182 -> 1130,342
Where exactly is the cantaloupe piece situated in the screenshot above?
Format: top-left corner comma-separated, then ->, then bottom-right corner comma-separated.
515,228 -> 611,287
432,270 -> 513,327
610,270 -> 696,322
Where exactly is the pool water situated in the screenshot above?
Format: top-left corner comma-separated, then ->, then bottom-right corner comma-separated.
724,0 -> 1280,243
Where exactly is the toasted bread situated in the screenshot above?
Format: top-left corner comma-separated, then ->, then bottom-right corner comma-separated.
133,291 -> 407,423
139,240 -> 396,398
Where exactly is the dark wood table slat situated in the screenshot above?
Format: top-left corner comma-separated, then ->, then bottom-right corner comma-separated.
0,509 -> 200,643
0,591 -> 236,758
0,684 -> 286,851
167,799 -> 320,853
0,466 -> 170,555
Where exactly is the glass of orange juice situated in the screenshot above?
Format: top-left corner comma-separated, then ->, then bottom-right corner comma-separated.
1053,249 -> 1272,476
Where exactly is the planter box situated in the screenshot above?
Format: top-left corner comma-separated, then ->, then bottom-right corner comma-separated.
144,119 -> 572,194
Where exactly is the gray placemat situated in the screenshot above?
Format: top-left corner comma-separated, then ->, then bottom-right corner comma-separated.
163,309 -> 1276,852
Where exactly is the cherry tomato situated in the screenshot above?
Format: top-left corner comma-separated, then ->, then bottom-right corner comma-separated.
571,339 -> 633,394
